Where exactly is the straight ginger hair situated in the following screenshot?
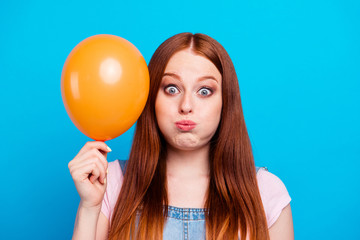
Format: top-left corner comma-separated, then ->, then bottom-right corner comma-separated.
108,33 -> 270,240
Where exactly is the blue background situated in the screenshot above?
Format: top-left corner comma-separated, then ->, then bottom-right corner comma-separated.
1,0 -> 359,239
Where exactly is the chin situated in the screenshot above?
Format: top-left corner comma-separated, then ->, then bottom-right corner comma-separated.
168,134 -> 209,151
174,133 -> 198,146
174,144 -> 199,151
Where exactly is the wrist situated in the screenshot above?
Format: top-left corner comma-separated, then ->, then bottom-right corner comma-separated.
73,201 -> 101,239
79,201 -> 102,213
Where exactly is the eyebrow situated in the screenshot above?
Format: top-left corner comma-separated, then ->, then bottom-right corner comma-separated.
162,72 -> 219,83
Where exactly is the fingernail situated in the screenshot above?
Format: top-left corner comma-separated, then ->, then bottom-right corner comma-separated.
104,178 -> 107,184
107,146 -> 112,152
106,168 -> 108,174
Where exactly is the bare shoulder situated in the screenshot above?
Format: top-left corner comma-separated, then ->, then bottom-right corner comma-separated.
268,203 -> 294,240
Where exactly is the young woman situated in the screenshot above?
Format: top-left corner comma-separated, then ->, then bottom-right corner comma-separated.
68,33 -> 294,240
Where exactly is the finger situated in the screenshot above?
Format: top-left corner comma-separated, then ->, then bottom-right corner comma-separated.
93,175 -> 107,189
90,159 -> 106,184
71,159 -> 105,184
88,163 -> 101,184
70,144 -> 110,169
74,149 -> 108,175
75,141 -> 112,160
70,161 -> 98,183
91,149 -> 108,173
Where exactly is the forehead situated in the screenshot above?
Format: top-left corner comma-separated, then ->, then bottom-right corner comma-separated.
163,49 -> 222,82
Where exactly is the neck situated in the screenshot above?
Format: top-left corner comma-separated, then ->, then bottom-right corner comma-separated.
166,144 -> 210,178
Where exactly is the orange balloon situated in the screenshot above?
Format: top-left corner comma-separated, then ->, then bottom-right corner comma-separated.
61,34 -> 149,141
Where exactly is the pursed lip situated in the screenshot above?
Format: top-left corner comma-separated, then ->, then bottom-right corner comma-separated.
175,120 -> 196,131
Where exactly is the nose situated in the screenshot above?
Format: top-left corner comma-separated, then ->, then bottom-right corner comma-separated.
179,92 -> 193,114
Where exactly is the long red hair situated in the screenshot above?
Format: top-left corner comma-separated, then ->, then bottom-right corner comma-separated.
108,33 -> 269,240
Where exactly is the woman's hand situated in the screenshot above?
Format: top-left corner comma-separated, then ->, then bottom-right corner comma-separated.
68,141 -> 112,210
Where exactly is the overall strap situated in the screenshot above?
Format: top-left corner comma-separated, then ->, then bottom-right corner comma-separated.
256,166 -> 268,173
118,160 -> 127,175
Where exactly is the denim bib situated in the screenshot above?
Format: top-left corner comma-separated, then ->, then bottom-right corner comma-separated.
118,160 -> 266,240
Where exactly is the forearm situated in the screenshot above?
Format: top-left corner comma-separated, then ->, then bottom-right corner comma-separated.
72,203 -> 101,240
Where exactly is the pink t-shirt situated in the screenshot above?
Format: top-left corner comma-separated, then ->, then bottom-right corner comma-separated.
101,160 -> 291,228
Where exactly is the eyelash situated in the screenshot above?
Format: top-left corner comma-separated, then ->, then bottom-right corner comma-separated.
164,84 -> 179,95
163,84 -> 214,97
198,87 -> 213,97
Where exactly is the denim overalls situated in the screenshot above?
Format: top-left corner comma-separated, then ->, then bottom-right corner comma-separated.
118,160 -> 265,240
